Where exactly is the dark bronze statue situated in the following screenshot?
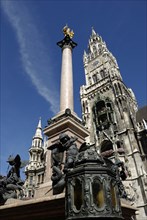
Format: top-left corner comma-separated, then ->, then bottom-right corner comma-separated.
48,133 -> 78,195
104,157 -> 127,199
0,155 -> 24,205
59,133 -> 78,173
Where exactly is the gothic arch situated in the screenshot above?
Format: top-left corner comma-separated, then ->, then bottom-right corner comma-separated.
114,83 -> 119,95
118,83 -> 123,94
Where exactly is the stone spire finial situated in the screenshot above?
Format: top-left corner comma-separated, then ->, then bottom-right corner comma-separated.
91,27 -> 96,36
34,118 -> 43,139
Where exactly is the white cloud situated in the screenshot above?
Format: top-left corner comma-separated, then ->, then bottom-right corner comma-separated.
1,0 -> 59,114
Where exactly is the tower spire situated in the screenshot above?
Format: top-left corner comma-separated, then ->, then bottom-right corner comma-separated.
34,118 -> 43,140
91,27 -> 96,36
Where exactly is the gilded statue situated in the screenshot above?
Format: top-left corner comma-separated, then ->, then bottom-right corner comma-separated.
62,25 -> 74,38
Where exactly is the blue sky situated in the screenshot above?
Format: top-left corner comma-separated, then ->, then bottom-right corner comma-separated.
0,0 -> 146,178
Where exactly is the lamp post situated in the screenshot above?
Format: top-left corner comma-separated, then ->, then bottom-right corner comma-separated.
65,143 -> 123,220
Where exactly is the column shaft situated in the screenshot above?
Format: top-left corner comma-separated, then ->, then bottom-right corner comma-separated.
60,46 -> 74,112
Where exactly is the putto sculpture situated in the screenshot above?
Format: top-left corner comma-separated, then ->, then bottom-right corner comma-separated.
0,155 -> 24,205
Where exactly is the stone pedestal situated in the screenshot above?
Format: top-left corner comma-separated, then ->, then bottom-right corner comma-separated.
0,196 -> 138,220
34,110 -> 89,198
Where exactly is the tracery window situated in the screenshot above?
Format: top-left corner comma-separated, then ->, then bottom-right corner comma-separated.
100,69 -> 105,78
93,74 -> 97,83
114,83 -> 119,95
88,77 -> 92,85
118,83 -> 123,94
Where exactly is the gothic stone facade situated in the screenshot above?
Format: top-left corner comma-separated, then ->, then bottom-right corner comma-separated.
80,29 -> 147,219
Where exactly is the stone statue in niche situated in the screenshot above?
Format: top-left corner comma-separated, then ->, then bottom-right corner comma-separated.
0,155 -> 24,205
48,133 -> 78,195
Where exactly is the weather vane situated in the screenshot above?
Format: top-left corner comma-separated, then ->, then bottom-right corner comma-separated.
62,25 -> 74,39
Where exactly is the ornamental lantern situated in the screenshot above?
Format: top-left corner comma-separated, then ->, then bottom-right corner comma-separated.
65,143 -> 123,220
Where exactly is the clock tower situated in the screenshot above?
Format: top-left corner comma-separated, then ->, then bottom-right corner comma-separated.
80,28 -> 147,219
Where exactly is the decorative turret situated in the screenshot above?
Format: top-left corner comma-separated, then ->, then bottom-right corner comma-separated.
24,118 -> 45,198
32,118 -> 43,148
26,118 -> 44,169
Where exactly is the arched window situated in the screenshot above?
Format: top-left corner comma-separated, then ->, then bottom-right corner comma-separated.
100,69 -> 105,78
118,83 -> 123,94
74,178 -> 83,210
93,74 -> 97,83
114,83 -> 119,95
88,77 -> 92,85
85,101 -> 88,113
33,154 -> 35,161
110,181 -> 117,209
92,178 -> 104,208
93,45 -> 97,53
82,101 -> 85,113
98,44 -> 102,54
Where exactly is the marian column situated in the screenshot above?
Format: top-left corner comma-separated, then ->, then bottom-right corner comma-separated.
42,26 -> 89,192
57,25 -> 77,113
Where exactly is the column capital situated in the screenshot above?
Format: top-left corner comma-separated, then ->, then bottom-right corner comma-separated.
57,35 -> 77,49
